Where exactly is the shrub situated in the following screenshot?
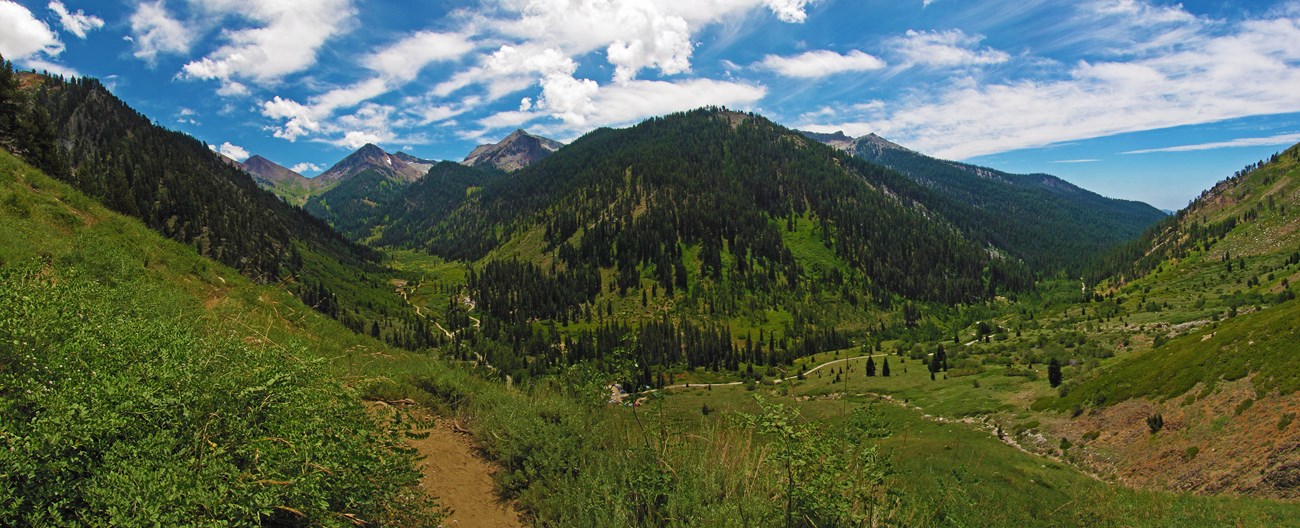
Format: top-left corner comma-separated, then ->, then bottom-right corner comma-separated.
1147,413 -> 1165,434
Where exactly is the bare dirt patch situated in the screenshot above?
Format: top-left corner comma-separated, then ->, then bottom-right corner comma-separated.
1054,378 -> 1300,499
411,418 -> 526,528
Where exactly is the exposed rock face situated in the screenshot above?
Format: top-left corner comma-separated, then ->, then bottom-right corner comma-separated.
241,155 -> 306,187
461,129 -> 563,172
319,143 -> 429,185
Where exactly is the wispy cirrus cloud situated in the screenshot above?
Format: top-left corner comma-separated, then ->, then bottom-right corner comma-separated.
890,29 -> 1009,68
1123,132 -> 1300,154
181,0 -> 356,95
804,4 -> 1300,160
757,50 -> 886,78
48,1 -> 103,39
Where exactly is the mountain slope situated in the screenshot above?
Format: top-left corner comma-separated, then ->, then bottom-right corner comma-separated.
0,65 -> 436,350
240,154 -> 314,205
0,148 -> 435,524
1033,144 -> 1300,496
317,143 -> 429,187
803,131 -> 1167,273
303,145 -> 442,239
384,108 -> 1032,307
462,129 -> 562,172
3,70 -> 372,283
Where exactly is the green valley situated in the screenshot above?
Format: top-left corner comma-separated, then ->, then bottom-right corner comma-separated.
2,24 -> 1300,527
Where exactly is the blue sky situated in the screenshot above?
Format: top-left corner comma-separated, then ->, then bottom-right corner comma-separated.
1,0 -> 1298,210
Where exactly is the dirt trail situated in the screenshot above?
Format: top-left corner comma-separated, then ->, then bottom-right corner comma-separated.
410,418 -> 526,528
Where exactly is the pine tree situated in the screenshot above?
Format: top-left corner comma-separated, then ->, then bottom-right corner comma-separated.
866,356 -> 876,377
881,358 -> 891,377
1048,358 -> 1063,388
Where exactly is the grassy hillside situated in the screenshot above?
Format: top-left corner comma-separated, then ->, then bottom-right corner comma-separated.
1060,143 -> 1300,406
0,150 -> 438,525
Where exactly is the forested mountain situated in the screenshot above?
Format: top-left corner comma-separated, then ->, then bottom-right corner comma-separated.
303,145 -> 443,239
394,108 -> 1031,303
318,143 -> 431,186
462,129 -> 563,172
240,154 -> 313,205
802,130 -> 1166,273
368,109 -> 1041,386
0,63 -> 369,282
0,59 -> 437,351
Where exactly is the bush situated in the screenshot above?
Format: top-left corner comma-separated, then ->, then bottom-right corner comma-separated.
1146,413 -> 1165,434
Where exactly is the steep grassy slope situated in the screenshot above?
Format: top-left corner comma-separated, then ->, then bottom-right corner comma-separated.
807,131 -> 1166,273
0,67 -> 438,351
0,150 -> 437,525
1065,143 -> 1300,405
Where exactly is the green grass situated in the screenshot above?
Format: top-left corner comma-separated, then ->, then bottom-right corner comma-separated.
647,383 -> 1300,527
0,150 -> 436,526
1049,296 -> 1300,410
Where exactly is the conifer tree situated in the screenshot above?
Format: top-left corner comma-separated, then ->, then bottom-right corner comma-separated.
1048,358 -> 1063,388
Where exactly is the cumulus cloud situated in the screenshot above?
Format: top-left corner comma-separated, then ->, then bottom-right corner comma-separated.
890,29 -> 1009,68
805,5 -> 1300,160
48,1 -> 102,39
0,1 -> 62,60
338,130 -> 383,149
764,0 -> 811,23
211,141 -> 250,161
128,1 -> 191,64
1124,132 -> 1300,154
182,0 -> 355,91
757,49 -> 886,78
484,0 -> 810,84
261,96 -> 319,142
290,162 -> 322,173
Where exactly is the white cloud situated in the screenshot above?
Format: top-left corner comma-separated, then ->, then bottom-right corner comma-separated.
48,1 -> 102,39
891,29 -> 1009,68
483,0 -> 810,84
338,130 -> 383,149
182,0 -> 355,90
1123,132 -> 1300,154
805,11 -> 1300,160
482,78 -> 766,136
290,162 -> 322,173
1050,159 -> 1101,163
261,96 -> 319,141
128,1 -> 191,64
212,141 -> 250,161
757,49 -> 886,78
0,0 -> 62,60
764,0 -> 811,23
366,31 -> 475,82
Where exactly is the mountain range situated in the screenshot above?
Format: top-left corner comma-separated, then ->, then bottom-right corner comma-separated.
9,61 -> 1300,525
